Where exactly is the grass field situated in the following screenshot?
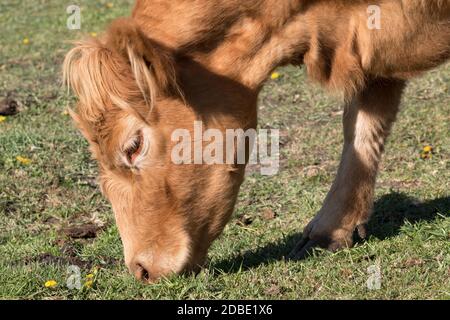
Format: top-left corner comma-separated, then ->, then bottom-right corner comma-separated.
0,0 -> 449,300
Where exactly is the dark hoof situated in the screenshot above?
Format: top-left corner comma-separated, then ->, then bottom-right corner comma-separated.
288,238 -> 318,260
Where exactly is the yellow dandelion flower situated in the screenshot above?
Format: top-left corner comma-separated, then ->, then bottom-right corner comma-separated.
86,273 -> 94,279
420,145 -> 433,159
270,72 -> 280,80
84,280 -> 94,288
90,32 -> 98,38
16,156 -> 31,165
23,38 -> 30,45
0,116 -> 6,123
423,145 -> 433,153
44,280 -> 57,288
106,3 -> 114,8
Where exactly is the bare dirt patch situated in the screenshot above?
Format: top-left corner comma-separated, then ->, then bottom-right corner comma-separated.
61,223 -> 103,239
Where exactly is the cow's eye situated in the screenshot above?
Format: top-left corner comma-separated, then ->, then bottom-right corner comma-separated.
124,130 -> 144,164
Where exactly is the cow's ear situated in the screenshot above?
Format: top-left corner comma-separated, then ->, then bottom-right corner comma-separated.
105,18 -> 179,109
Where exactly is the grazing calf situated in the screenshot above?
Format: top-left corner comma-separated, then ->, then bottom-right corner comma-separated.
63,0 -> 450,282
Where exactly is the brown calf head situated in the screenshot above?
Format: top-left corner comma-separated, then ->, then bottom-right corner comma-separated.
63,18 -> 256,282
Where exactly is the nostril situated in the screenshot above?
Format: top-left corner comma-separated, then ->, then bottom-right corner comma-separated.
134,263 -> 150,282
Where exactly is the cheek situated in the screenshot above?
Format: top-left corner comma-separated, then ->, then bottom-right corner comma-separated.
100,173 -> 133,206
202,169 -> 245,234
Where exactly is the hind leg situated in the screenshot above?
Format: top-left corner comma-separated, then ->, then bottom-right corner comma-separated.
291,78 -> 406,259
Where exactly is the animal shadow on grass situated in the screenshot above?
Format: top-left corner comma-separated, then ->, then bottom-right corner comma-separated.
212,192 -> 449,273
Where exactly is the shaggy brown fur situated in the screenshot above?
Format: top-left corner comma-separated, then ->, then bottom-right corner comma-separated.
63,0 -> 450,282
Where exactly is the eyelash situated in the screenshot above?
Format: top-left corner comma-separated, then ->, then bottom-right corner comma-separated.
124,132 -> 143,162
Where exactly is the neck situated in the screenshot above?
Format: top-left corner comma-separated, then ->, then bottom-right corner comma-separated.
134,0 -> 450,102
132,0 -> 315,90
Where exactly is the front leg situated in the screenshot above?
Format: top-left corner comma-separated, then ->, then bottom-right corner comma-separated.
291,78 -> 405,259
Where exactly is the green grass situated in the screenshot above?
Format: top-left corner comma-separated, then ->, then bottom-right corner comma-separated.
0,0 -> 449,300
